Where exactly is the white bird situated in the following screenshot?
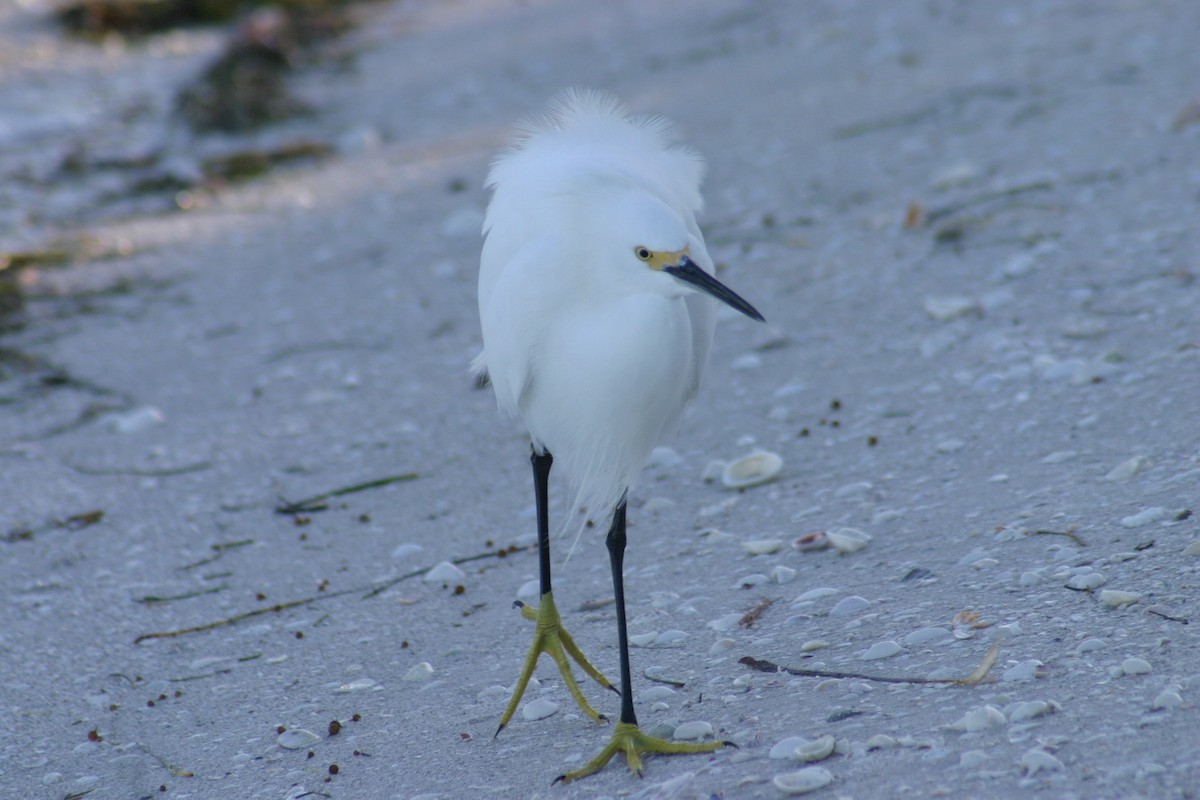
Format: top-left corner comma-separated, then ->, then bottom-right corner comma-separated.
475,89 -> 763,783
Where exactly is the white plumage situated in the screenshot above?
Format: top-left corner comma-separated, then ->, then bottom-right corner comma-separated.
476,89 -> 741,519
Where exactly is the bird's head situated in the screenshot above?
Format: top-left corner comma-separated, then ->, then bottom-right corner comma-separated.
633,244 -> 764,323
587,188 -> 764,323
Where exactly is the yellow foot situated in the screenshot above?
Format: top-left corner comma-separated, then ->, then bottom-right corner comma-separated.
554,721 -> 731,783
495,591 -> 616,735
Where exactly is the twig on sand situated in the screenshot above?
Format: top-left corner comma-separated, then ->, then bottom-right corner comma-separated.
135,543 -> 525,643
739,643 -> 1000,686
275,473 -> 419,514
1032,528 -> 1087,547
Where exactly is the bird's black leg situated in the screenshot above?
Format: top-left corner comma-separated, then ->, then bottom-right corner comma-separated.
554,495 -> 729,783
532,447 -> 554,595
605,497 -> 638,726
496,447 -> 615,737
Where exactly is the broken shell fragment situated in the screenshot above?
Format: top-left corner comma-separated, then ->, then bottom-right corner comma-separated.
722,450 -> 783,489
793,531 -> 829,552
827,527 -> 871,554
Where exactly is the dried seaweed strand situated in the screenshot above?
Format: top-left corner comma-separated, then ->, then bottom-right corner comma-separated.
275,472 -> 419,514
740,643 -> 999,686
135,544 -> 525,643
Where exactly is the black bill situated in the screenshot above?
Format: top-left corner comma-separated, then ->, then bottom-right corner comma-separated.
664,256 -> 765,322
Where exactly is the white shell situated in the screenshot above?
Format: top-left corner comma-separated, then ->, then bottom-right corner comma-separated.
743,538 -> 785,555
722,450 -> 783,488
1099,589 -> 1141,608
773,767 -> 834,795
277,728 -> 321,749
794,734 -> 836,762
673,721 -> 714,740
827,527 -> 872,554
521,699 -> 559,721
403,662 -> 435,681
424,561 -> 466,583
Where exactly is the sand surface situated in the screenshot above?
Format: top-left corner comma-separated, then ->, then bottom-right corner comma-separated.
2,2 -> 1198,798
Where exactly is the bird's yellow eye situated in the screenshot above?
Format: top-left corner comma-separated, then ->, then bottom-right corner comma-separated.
635,247 -> 652,261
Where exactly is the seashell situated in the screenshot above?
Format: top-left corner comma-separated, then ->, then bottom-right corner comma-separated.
773,767 -> 834,795
794,734 -> 836,762
743,538 -> 785,555
1065,572 -> 1106,591
1120,657 -> 1152,676
827,527 -> 871,554
424,561 -> 466,583
946,705 -> 1006,732
521,699 -> 559,721
673,721 -> 713,740
1099,589 -> 1141,608
1020,749 -> 1064,775
403,663 -> 434,682
722,450 -> 783,489
277,728 -> 321,749
860,641 -> 903,661
770,736 -> 810,760
793,531 -> 829,552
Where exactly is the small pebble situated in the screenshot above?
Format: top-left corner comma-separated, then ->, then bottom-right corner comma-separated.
709,638 -> 736,654
1020,749 -> 1064,775
735,573 -> 770,588
959,750 -> 990,769
655,629 -> 688,645
772,767 -> 834,795
923,295 -> 978,321
522,699 -> 559,721
860,641 -> 903,661
829,596 -> 871,616
865,734 -> 897,750
936,438 -> 965,453
673,721 -> 713,740
1152,689 -> 1183,710
827,527 -> 871,554
1099,590 -> 1141,608
770,736 -> 810,759
795,587 -> 839,602
743,539 -> 785,555
1120,657 -> 1152,676
403,663 -> 434,682
1182,541 -> 1200,557
1075,638 -> 1107,654
946,705 -> 1006,732
1040,450 -> 1076,464
636,686 -> 676,704
701,460 -> 727,482
278,728 -> 321,749
106,405 -> 165,434
1105,455 -> 1146,481
1120,507 -> 1166,528
1002,661 -> 1043,682
424,562 -> 466,583
334,678 -> 377,693
390,543 -> 423,560
800,640 -> 829,652
647,446 -> 683,468
629,632 -> 659,647
1065,573 -> 1106,591
903,627 -> 953,646
771,565 -> 797,583
1007,700 -> 1057,723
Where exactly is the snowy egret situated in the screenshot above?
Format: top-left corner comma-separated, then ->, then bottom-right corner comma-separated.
474,89 -> 764,782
